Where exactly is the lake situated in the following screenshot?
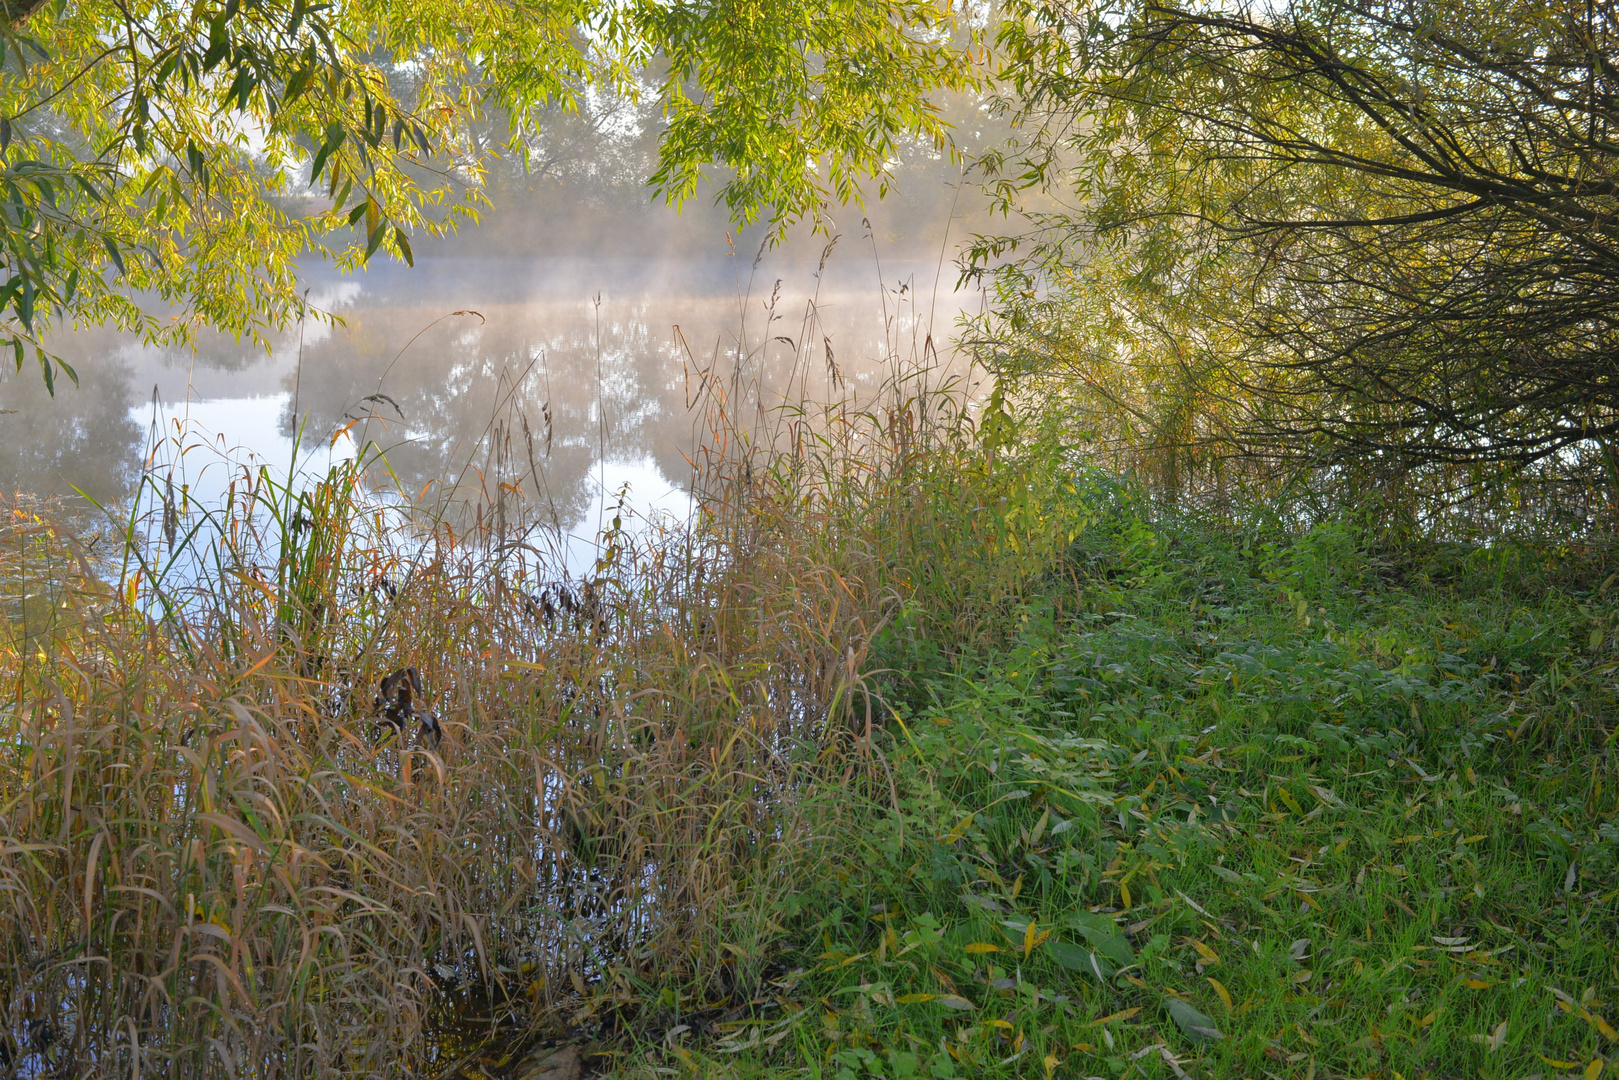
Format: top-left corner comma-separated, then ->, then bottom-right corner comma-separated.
1,231 -> 983,572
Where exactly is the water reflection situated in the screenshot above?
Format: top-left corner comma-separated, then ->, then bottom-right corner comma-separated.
0,357 -> 143,509
2,239 -> 980,558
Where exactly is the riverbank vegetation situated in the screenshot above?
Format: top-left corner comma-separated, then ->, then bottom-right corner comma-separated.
6,364 -> 1619,1076
8,0 -> 1619,1077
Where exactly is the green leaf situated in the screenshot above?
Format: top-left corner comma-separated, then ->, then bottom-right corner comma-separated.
18,273 -> 33,332
363,209 -> 385,261
394,226 -> 412,267
1068,912 -> 1135,966
1046,940 -> 1114,981
284,66 -> 310,105
1164,997 -> 1223,1043
103,237 -> 125,275
308,123 -> 344,185
203,13 -> 229,71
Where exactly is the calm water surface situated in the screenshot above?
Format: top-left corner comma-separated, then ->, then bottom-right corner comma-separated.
3,237 -> 980,570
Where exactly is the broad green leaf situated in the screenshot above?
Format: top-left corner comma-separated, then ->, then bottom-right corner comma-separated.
1164,997 -> 1223,1043
1069,912 -> 1134,966
1046,940 -> 1114,981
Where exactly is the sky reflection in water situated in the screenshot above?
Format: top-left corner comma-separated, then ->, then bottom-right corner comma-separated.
1,236 -> 980,572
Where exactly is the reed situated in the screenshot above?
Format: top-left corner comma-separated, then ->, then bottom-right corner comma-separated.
0,263 -> 1081,1077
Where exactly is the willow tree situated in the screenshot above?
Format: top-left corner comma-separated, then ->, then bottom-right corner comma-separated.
976,0 -> 1619,530
0,0 -> 974,388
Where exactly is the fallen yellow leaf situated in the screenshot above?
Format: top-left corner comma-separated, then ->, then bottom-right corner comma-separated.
1585,1058 -> 1604,1080
1207,977 -> 1234,1010
1539,1053 -> 1583,1069
964,943 -> 999,955
1463,978 -> 1495,990
1043,1053 -> 1059,1079
1191,939 -> 1221,964
1096,1007 -> 1142,1024
1024,919 -> 1051,958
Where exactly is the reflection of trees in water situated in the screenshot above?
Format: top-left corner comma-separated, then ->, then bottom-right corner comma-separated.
0,361 -> 141,507
279,284 -> 928,527
0,247 -> 972,519
283,300 -> 682,528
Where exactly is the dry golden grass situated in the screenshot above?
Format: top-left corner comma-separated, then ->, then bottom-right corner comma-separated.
0,279 -> 1079,1076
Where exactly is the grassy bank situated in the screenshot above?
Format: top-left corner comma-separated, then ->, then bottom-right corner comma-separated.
693,488 -> 1619,1080
4,387 -> 1619,1079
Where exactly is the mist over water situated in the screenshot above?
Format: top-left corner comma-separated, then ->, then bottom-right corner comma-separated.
0,166 -> 989,569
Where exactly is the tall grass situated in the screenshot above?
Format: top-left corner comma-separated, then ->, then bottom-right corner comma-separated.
0,258 -> 1074,1077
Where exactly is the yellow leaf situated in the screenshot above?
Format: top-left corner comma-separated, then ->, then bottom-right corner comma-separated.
1097,1007 -> 1141,1024
894,993 -> 936,1004
1586,1058 -> 1605,1080
1013,1030 -> 1025,1054
985,1019 -> 1014,1030
1207,977 -> 1233,1010
1592,1013 -> 1619,1041
1538,1054 -> 1583,1069
965,943 -> 1000,955
1120,880 -> 1132,909
1024,919 -> 1049,959
1072,1042 -> 1095,1052
1043,1052 -> 1060,1079
1463,979 -> 1495,990
1461,834 -> 1487,844
1191,939 -> 1221,964
1414,1011 -> 1435,1028
942,814 -> 974,845
1277,789 -> 1304,815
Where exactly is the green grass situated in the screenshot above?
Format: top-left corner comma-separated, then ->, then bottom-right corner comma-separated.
10,379 -> 1619,1079
641,492 -> 1619,1080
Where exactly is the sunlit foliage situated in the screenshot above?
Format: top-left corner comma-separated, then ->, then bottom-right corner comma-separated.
0,0 -> 974,387
972,0 -> 1619,534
